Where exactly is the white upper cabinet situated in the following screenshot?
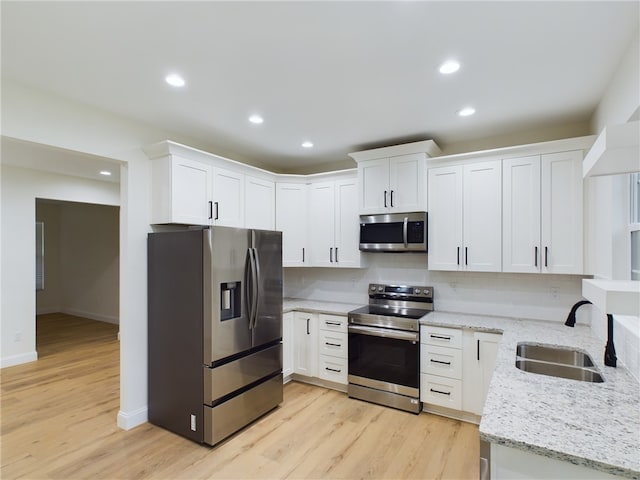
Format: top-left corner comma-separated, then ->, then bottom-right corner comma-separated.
350,140 -> 441,215
428,160 -> 502,272
245,175 -> 275,230
503,150 -> 583,274
503,156 -> 541,273
333,178 -> 361,267
357,153 -> 426,215
308,177 -> 363,268
275,183 -> 308,267
211,166 -> 245,227
308,181 -> 336,266
151,155 -> 214,225
463,161 -> 502,271
427,165 -> 463,271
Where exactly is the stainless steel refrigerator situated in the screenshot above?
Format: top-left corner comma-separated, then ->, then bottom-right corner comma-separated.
148,226 -> 283,445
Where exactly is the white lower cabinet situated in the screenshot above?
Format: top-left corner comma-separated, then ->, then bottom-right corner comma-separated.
421,325 -> 502,419
292,312 -> 318,377
282,312 -> 293,379
462,330 -> 501,416
291,312 -> 348,387
421,374 -> 462,410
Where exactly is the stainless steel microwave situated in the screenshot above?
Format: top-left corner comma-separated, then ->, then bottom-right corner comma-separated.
359,212 -> 427,252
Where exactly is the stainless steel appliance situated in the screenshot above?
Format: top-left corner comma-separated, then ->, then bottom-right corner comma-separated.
359,212 -> 427,252
348,283 -> 433,414
148,226 -> 283,445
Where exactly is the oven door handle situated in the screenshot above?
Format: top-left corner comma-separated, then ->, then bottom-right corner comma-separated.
348,324 -> 419,342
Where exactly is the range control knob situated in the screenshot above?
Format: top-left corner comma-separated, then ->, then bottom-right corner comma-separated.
370,285 -> 376,291
414,288 -> 421,294
378,286 -> 384,292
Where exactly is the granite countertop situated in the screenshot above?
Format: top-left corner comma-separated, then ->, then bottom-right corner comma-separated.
283,298 -> 362,316
422,311 -> 640,479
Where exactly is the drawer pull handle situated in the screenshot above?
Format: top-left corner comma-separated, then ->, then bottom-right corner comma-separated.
430,334 -> 451,340
430,359 -> 451,365
325,367 -> 341,373
325,342 -> 341,347
325,321 -> 341,326
430,388 -> 451,396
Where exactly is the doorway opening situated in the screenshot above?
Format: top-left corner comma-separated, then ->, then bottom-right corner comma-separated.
35,199 -> 120,357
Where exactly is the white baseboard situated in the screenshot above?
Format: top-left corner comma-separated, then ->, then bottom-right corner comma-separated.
1,351 -> 38,369
117,406 -> 148,430
36,306 -> 62,315
62,308 -> 119,325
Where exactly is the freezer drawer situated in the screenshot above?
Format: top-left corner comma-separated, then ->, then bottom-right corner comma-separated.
204,373 -> 283,446
204,343 -> 282,404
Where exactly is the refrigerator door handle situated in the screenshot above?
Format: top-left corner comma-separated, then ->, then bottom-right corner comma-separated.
245,247 -> 258,330
251,247 -> 260,329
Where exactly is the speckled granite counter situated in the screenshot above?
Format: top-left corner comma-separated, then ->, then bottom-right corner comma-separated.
422,311 -> 640,479
283,298 -> 361,316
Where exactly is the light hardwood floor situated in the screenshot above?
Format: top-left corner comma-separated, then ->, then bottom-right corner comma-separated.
1,313 -> 479,479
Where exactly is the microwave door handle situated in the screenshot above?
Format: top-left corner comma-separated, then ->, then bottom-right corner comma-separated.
403,216 -> 408,248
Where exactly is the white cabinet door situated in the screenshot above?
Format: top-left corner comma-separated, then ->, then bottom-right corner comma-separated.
275,183 -> 308,267
293,312 -> 318,377
427,165 -> 463,271
463,161 -> 502,272
283,311 -> 294,379
389,153 -> 424,212
151,155 -> 213,225
358,158 -> 389,215
503,156 -> 541,273
212,166 -> 244,227
462,330 -> 501,416
334,178 -> 361,267
245,175 -> 275,230
308,182 -> 335,266
541,150 -> 583,274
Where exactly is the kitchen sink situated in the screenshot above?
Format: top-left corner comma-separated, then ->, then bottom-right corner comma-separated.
516,343 -> 595,367
515,359 -> 604,383
515,343 -> 604,383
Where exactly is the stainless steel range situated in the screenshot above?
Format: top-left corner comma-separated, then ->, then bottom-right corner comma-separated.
348,283 -> 434,414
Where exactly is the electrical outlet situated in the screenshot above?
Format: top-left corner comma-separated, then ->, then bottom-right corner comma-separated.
13,331 -> 22,342
190,414 -> 196,431
550,287 -> 559,299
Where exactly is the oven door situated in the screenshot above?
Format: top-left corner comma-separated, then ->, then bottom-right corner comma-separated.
348,324 -> 420,397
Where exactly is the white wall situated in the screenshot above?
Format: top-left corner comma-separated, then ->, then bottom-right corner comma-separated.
284,256 -> 589,324
36,200 -> 120,323
0,166 -> 119,368
586,28 -> 640,379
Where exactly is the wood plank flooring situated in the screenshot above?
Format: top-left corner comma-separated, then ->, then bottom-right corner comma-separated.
1,313 -> 479,479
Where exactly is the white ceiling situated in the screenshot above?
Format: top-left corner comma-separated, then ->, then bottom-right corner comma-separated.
2,1 -> 638,173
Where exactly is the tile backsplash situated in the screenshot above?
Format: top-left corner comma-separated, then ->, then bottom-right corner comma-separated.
283,253 -> 588,323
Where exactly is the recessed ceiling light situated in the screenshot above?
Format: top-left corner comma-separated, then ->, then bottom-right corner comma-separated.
302,141 -> 314,148
439,60 -> 460,74
458,107 -> 476,117
165,74 -> 185,87
249,115 -> 264,124
99,170 -> 112,176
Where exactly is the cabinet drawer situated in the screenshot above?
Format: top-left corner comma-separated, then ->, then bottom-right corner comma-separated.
319,331 -> 347,358
421,325 -> 462,349
319,314 -> 348,333
421,344 -> 462,379
318,355 -> 347,384
421,374 -> 462,410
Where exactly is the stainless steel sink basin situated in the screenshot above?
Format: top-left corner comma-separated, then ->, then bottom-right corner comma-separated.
516,343 -> 595,367
515,343 -> 604,383
515,359 -> 604,383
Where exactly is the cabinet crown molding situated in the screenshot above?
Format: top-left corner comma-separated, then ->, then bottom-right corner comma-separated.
348,140 -> 441,162
582,121 -> 639,178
